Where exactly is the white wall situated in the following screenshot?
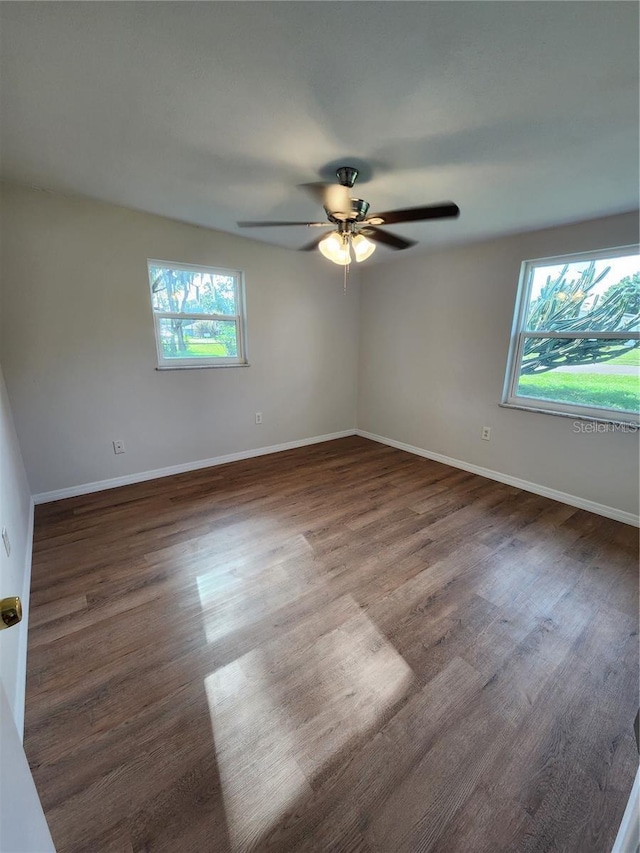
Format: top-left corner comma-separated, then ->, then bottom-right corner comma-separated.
1,183 -> 637,520
0,681 -> 55,852
0,183 -> 359,496
358,212 -> 640,518
0,366 -> 33,734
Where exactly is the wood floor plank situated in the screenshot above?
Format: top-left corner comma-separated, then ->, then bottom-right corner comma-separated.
25,436 -> 639,853
365,694 -> 517,853
260,657 -> 485,852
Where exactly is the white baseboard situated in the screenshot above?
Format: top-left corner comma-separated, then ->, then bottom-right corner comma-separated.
15,497 -> 34,741
34,427 -> 639,526
33,430 -> 357,505
356,429 -> 640,528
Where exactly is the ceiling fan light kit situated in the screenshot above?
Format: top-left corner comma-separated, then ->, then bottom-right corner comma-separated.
351,233 -> 376,262
318,230 -> 377,266
237,165 -> 460,269
319,231 -> 351,265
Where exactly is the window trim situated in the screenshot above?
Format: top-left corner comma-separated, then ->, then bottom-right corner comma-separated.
147,259 -> 248,369
503,244 -> 640,425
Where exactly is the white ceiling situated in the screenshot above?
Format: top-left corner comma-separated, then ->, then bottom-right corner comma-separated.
1,2 -> 638,261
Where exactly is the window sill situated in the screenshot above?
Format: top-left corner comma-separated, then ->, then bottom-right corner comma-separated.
156,362 -> 250,371
499,401 -> 639,429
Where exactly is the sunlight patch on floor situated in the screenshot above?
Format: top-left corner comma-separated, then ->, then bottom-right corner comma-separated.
195,538 -> 317,645
204,599 -> 415,852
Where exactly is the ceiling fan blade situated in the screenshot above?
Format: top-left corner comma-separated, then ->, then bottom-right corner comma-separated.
368,202 -> 460,226
325,184 -> 352,216
299,182 -> 329,204
237,221 -> 331,228
298,235 -> 326,252
360,227 -> 416,250
298,182 -> 351,216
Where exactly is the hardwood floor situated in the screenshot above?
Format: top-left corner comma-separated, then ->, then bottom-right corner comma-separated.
25,436 -> 639,853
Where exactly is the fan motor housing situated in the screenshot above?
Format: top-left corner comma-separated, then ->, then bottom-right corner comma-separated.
326,198 -> 370,224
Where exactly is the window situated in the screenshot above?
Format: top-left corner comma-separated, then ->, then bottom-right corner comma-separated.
504,246 -> 640,423
147,260 -> 247,368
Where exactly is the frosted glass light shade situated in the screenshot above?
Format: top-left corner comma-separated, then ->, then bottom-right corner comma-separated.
319,232 -> 350,265
351,234 -> 376,262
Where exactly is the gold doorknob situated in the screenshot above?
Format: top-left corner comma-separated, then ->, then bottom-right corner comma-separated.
0,597 -> 22,630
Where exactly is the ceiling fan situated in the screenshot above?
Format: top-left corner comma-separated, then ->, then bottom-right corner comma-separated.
237,166 -> 460,265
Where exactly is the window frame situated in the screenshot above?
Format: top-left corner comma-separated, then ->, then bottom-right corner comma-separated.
503,244 -> 640,425
147,259 -> 248,369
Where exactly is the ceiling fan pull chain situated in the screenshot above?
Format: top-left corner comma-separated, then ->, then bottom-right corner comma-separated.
344,233 -> 353,294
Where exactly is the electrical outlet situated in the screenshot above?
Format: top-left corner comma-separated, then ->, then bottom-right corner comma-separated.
1,528 -> 10,557
113,439 -> 126,454
255,412 -> 263,425
481,426 -> 491,441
